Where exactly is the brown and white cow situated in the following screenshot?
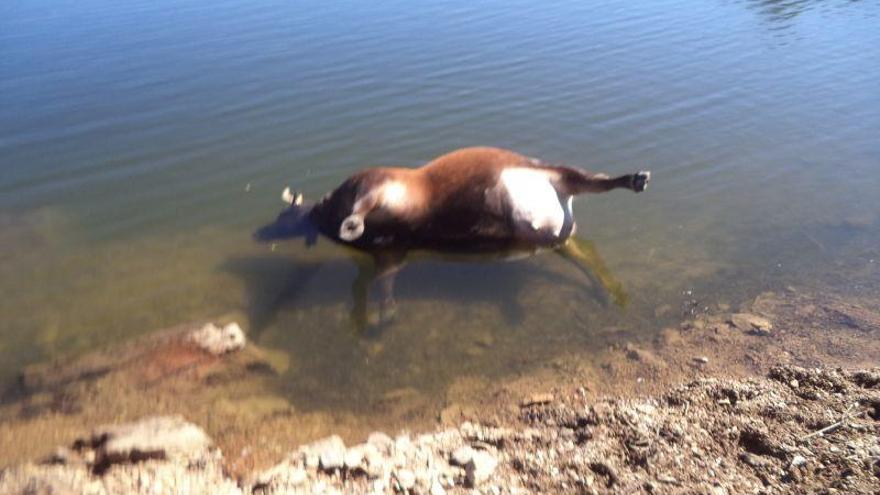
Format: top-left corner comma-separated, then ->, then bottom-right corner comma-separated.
255,147 -> 650,331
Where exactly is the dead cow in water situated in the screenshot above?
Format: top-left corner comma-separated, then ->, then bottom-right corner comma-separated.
255,146 -> 650,330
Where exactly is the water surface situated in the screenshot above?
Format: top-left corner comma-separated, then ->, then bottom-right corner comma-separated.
1,0 -> 879,439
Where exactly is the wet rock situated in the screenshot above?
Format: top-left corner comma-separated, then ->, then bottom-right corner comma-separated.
728,313 -> 772,336
188,322 -> 246,355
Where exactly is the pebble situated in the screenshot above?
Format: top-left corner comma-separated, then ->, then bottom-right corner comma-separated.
430,479 -> 447,495
464,451 -> 498,487
287,469 -> 308,486
343,447 -> 364,470
302,451 -> 319,469
711,486 -> 727,495
450,445 -> 475,466
657,474 -> 678,484
790,455 -> 808,468
305,436 -> 345,472
320,450 -> 344,471
368,432 -> 393,444
396,469 -> 416,490
740,453 -> 766,468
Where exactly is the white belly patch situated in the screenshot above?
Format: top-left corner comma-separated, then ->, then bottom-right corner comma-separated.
500,168 -> 566,237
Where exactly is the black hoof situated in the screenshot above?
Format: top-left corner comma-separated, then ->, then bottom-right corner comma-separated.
632,171 -> 651,192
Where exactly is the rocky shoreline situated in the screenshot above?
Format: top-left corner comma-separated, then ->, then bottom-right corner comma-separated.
2,287 -> 880,494
2,364 -> 878,494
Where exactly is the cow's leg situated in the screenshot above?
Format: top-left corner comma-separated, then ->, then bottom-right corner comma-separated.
555,237 -> 628,307
374,251 -> 406,327
554,167 -> 651,195
349,250 -> 406,337
350,256 -> 377,333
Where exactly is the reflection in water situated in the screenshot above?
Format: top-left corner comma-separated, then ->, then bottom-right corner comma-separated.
223,234 -> 623,341
744,0 -> 866,32
748,0 -> 814,23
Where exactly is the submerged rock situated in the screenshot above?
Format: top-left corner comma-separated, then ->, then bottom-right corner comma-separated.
728,313 -> 772,336
188,322 -> 246,355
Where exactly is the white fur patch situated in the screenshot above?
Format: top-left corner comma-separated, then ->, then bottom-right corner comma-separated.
379,181 -> 408,210
500,168 -> 565,236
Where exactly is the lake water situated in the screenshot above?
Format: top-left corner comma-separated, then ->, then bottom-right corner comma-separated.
1,0 -> 879,441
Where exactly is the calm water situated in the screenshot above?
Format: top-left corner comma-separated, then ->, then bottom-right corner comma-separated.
2,0 -> 879,422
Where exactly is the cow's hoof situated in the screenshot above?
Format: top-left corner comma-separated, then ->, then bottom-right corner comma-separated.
632,171 -> 651,192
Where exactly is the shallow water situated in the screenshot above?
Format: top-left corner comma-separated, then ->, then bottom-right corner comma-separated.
1,0 -> 879,440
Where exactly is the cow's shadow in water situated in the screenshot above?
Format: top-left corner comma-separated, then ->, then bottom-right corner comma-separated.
221,238 -> 627,342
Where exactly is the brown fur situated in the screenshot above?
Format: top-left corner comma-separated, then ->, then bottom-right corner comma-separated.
258,146 -> 649,332
309,146 -> 637,252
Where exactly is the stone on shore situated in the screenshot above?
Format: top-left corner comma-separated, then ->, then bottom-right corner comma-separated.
300,435 -> 345,472
80,415 -> 211,469
450,445 -> 475,466
464,450 -> 498,487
